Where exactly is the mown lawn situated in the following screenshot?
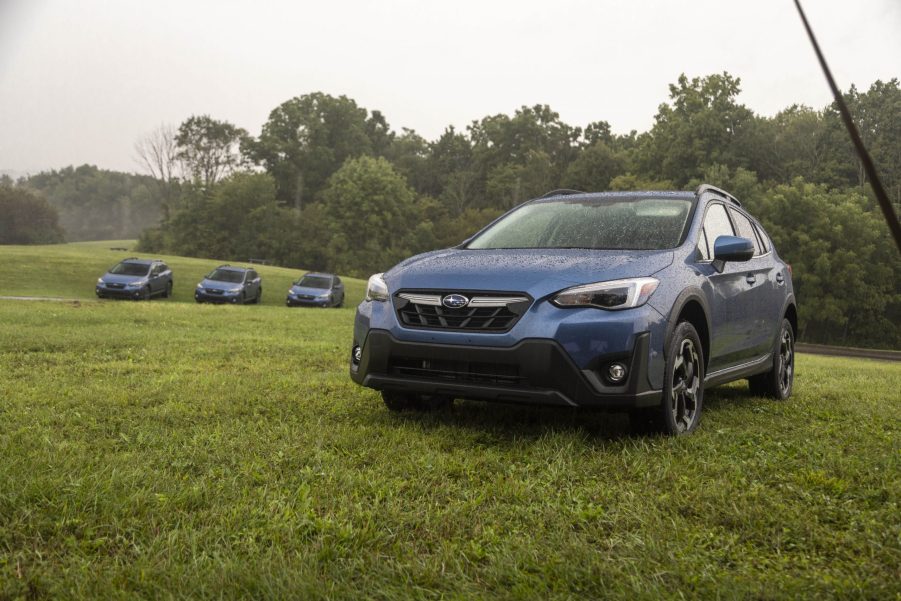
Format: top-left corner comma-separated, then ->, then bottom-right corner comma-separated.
0,240 -> 367,305
0,296 -> 899,599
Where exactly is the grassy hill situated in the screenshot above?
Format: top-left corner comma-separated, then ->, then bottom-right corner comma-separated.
0,240 -> 367,305
0,243 -> 899,598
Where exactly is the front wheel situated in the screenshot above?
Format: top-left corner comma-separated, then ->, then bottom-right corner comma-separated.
748,318 -> 794,400
254,288 -> 262,304
140,286 -> 151,301
163,281 -> 173,298
632,321 -> 704,436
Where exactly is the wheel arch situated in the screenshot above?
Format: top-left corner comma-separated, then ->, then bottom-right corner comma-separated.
665,288 -> 712,370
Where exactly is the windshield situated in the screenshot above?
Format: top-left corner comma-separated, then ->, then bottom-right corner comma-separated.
467,197 -> 694,250
109,262 -> 150,276
206,269 -> 245,283
296,275 -> 331,289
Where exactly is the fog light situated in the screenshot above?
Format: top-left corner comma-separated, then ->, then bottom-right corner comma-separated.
352,345 -> 362,364
606,362 -> 627,384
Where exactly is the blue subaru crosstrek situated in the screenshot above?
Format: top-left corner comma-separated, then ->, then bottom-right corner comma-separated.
195,265 -> 262,304
96,258 -> 173,300
350,185 -> 797,435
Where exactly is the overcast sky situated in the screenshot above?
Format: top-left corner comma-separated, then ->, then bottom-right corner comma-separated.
0,0 -> 899,175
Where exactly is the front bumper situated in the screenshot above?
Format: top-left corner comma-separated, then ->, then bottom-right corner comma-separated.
286,295 -> 330,307
350,329 -> 661,409
195,290 -> 241,303
96,285 -> 143,299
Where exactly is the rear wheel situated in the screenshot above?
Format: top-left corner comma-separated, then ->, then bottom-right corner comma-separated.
381,391 -> 452,412
631,321 -> 704,436
748,318 -> 794,399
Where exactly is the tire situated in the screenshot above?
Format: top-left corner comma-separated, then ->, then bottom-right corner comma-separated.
141,286 -> 151,301
255,288 -> 262,304
748,318 -> 795,400
632,321 -> 704,436
163,281 -> 173,298
381,391 -> 453,412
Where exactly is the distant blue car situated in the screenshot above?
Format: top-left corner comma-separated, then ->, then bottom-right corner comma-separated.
286,272 -> 345,307
96,258 -> 173,300
195,265 -> 262,304
350,185 -> 797,435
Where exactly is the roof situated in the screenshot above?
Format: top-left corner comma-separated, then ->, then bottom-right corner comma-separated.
532,190 -> 695,203
303,272 -> 336,278
215,265 -> 252,272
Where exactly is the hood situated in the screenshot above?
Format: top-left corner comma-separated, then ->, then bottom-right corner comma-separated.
291,285 -> 330,296
385,248 -> 674,299
200,278 -> 242,290
101,273 -> 148,285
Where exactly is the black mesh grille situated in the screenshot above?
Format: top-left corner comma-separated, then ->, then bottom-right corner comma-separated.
389,356 -> 523,386
395,292 -> 529,332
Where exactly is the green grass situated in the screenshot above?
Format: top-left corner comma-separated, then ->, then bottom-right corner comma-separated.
0,243 -> 899,599
0,240 -> 367,305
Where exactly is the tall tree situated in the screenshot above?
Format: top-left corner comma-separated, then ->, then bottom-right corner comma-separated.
246,93 -> 384,208
0,184 -> 65,244
134,124 -> 182,219
175,115 -> 248,189
637,72 -> 756,185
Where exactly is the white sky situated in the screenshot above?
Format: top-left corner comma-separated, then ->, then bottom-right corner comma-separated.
0,0 -> 899,174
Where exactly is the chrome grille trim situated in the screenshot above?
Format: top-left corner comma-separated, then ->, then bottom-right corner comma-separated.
397,293 -> 442,306
468,296 -> 529,307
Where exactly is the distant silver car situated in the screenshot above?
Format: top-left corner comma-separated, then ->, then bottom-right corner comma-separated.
96,258 -> 173,300
195,265 -> 262,304
286,272 -> 345,307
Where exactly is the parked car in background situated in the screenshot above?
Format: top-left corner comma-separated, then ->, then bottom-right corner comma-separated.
350,185 -> 797,436
286,272 -> 345,307
96,258 -> 173,300
194,266 -> 262,304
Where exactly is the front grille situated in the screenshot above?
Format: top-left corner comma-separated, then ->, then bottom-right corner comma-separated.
107,283 -> 125,289
389,356 -> 523,386
206,288 -> 224,295
395,291 -> 530,332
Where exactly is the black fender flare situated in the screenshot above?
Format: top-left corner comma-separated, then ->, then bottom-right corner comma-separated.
662,286 -> 713,365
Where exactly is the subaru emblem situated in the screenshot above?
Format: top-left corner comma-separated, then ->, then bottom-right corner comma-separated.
442,294 -> 469,309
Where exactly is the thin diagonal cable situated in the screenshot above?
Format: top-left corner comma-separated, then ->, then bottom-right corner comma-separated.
793,0 -> 901,255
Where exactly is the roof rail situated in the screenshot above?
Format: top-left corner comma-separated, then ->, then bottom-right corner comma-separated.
696,184 -> 741,207
539,188 -> 586,199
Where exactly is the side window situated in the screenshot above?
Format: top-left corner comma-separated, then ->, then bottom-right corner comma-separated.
249,271 -> 258,281
160,263 -> 169,272
335,276 -> 342,286
753,223 -> 770,253
698,203 -> 734,261
151,264 -> 162,276
729,209 -> 763,256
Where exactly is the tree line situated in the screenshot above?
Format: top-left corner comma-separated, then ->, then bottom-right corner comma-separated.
2,72 -> 899,347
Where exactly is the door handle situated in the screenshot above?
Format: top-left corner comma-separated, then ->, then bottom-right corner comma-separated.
776,272 -> 785,285
745,274 -> 756,285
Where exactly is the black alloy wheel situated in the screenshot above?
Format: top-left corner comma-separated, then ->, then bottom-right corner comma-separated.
748,318 -> 795,400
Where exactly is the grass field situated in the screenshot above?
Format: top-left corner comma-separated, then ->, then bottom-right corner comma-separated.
0,241 -> 367,305
1,243 -> 899,599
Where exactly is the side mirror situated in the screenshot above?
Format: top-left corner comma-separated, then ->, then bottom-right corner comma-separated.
713,235 -> 755,263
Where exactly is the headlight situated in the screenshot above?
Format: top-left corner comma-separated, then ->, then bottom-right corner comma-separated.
552,277 -> 659,310
365,273 -> 388,302
317,292 -> 331,299
196,283 -> 203,289
126,280 -> 146,288
287,289 -> 295,294
226,287 -> 243,293
97,278 -> 104,285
